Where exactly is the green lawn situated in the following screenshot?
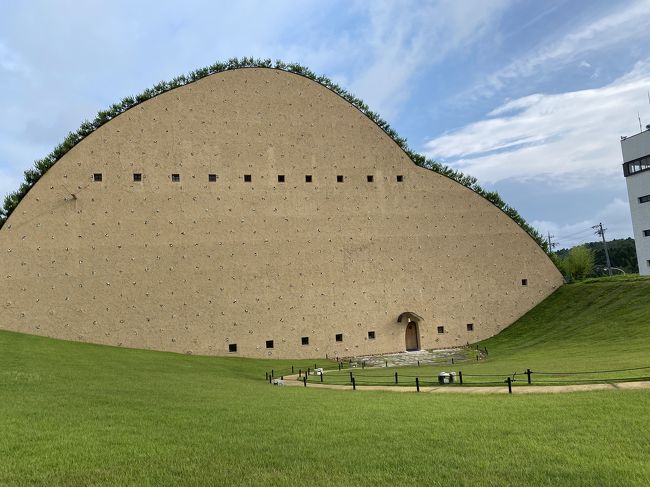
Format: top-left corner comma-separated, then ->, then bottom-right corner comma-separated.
1,277 -> 650,486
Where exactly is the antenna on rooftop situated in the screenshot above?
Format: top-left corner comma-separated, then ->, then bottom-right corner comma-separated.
639,112 -> 643,133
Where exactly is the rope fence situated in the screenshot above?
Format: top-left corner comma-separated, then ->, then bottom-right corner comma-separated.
268,364 -> 650,393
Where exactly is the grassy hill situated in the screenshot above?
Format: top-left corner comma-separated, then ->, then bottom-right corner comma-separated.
1,277 -> 650,486
477,275 -> 650,371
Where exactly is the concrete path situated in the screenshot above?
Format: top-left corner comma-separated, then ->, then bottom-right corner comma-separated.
277,374 -> 650,394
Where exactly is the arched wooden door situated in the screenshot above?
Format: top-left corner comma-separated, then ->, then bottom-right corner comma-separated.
405,322 -> 419,351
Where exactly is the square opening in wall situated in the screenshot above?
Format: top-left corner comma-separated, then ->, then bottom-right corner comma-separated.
437,326 -> 444,334
305,175 -> 312,183
368,331 -> 375,339
367,175 -> 374,182
467,323 -> 474,332
644,229 -> 650,237
647,260 -> 650,267
336,175 -> 344,183
93,173 -> 102,182
228,343 -> 237,352
133,173 -> 142,182
171,174 -> 180,182
335,333 -> 343,342
522,279 -> 528,286
301,336 -> 309,345
278,175 -> 285,183
208,174 -> 217,182
266,340 -> 274,349
396,175 -> 403,182
639,195 -> 650,204
244,174 -> 252,182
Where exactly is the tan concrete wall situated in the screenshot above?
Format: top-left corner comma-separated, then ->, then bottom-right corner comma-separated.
0,68 -> 564,358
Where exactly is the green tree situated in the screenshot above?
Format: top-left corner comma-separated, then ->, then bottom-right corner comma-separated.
561,245 -> 595,279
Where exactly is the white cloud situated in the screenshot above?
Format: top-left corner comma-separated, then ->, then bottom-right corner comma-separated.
471,0 -> 650,98
0,42 -> 29,75
533,197 -> 633,248
424,60 -> 650,187
346,0 -> 512,118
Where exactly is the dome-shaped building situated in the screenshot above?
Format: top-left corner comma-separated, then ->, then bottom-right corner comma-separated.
0,66 -> 563,358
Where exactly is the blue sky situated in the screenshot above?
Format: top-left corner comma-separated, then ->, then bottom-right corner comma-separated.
2,0 -> 650,248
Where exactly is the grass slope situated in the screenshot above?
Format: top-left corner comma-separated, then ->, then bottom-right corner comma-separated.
1,278 -> 650,486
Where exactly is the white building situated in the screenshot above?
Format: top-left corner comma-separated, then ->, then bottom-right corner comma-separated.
622,127 -> 650,275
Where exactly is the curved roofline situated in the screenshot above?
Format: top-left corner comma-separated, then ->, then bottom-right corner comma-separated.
0,57 -> 549,255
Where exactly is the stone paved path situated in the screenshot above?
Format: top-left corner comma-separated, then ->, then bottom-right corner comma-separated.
278,374 -> 650,394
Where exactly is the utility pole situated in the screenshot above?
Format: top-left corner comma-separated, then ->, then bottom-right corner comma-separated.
547,231 -> 556,252
593,222 -> 612,276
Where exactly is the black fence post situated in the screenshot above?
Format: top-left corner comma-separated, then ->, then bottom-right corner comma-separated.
271,369 -> 274,378
476,355 -> 479,361
395,371 -> 398,384
281,376 -> 283,380
484,347 -> 488,355
526,368 -> 532,385
459,371 -> 463,385
307,367 -> 311,376
303,376 -> 307,387
385,360 -> 388,368
338,362 -> 342,371
352,377 -> 356,390
416,377 -> 420,392
320,372 -> 323,383
266,372 -> 268,380
292,366 -> 294,374
269,375 -> 272,384
417,360 -> 420,367
362,361 -> 365,369
451,357 -> 454,365
349,371 -> 353,382
507,377 -> 512,394
299,369 -> 302,378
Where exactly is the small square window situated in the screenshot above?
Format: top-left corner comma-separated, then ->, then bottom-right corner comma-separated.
93,173 -> 102,182
301,336 -> 309,345
336,175 -> 344,183
521,279 -> 528,286
244,174 -> 252,183
265,340 -> 274,349
133,173 -> 142,182
228,343 -> 237,353
644,229 -> 650,237
639,195 -> 650,204
467,323 -> 474,332
208,174 -> 217,182
368,331 -> 375,339
171,174 -> 180,182
367,175 -> 374,183
335,333 -> 343,342
437,326 -> 444,334
305,175 -> 312,183
277,175 -> 285,183
396,175 -> 403,182
647,260 -> 650,267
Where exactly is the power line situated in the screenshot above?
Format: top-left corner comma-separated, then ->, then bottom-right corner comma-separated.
556,227 -> 595,240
